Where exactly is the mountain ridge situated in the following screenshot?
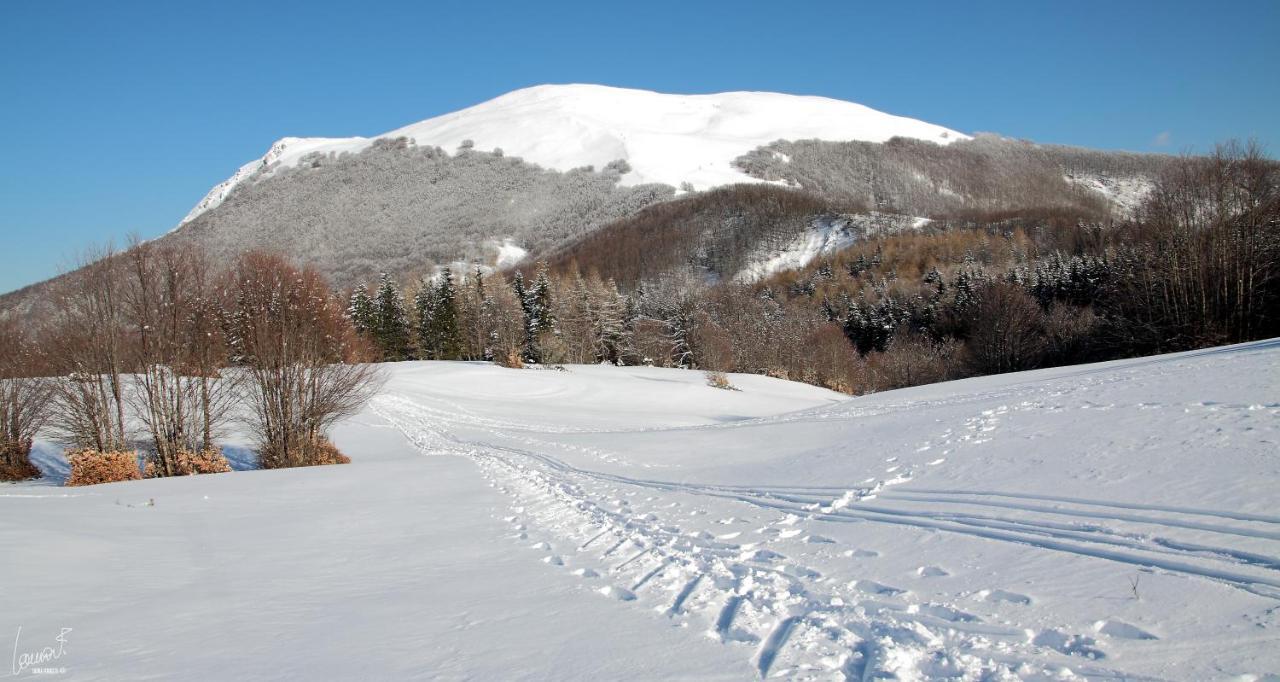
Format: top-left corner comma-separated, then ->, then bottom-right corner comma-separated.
179,83 -> 969,225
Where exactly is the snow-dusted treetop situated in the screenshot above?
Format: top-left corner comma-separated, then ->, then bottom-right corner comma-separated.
181,84 -> 968,224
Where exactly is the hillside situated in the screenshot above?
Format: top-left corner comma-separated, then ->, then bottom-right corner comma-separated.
0,85 -> 1178,317
537,184 -> 926,287
735,133 -> 1173,218
4,340 -> 1278,679
179,83 -> 969,225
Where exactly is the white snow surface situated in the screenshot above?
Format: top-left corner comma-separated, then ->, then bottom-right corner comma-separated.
180,84 -> 968,224
5,341 -> 1280,679
1065,172 -> 1156,217
493,238 -> 528,269
735,212 -> 929,282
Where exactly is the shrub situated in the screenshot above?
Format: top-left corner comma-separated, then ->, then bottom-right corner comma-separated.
228,252 -> 383,471
65,450 -> 142,486
0,438 -> 41,482
149,448 -> 233,477
0,460 -> 41,481
259,437 -> 350,469
311,438 -> 352,466
704,371 -> 736,391
496,348 -> 524,369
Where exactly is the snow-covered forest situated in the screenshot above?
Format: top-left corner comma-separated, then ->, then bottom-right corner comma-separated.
170,141 -> 674,289
351,141 -> 1279,395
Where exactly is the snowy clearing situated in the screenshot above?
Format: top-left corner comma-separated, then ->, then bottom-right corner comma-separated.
735,212 -> 929,282
3,342 -> 1279,679
1064,173 -> 1155,218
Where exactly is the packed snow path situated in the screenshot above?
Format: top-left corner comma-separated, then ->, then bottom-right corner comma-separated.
368,342 -> 1280,680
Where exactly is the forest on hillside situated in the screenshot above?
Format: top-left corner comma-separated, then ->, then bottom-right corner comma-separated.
351,141 -> 1277,395
2,141 -> 1275,485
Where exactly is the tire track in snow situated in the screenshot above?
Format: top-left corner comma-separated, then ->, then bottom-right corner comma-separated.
893,488 -> 1280,525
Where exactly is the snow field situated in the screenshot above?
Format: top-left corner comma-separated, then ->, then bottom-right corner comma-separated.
3,342 -> 1278,679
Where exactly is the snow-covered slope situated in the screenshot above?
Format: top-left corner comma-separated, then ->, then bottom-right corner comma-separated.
5,341 -> 1278,679
735,212 -> 930,282
181,84 -> 967,224
1065,172 -> 1156,217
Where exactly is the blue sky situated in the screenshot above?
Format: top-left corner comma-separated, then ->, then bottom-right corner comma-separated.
2,1 -> 1277,292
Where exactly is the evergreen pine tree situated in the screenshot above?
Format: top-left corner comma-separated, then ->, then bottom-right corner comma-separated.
511,271 -> 536,362
372,273 -> 411,361
522,264 -> 555,362
592,279 -> 627,364
413,277 -> 438,359
347,283 -> 375,336
430,268 -> 462,360
512,271 -> 529,315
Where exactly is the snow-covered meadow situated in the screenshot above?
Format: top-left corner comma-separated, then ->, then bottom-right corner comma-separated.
3,341 -> 1278,679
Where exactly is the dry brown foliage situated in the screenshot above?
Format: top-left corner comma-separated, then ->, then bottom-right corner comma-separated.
65,450 -> 142,486
154,448 -> 234,476
0,438 -> 41,482
496,349 -> 524,369
260,437 -> 350,468
704,371 -> 735,391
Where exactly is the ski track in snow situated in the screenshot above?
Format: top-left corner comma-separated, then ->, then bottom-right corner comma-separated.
369,354 -> 1280,681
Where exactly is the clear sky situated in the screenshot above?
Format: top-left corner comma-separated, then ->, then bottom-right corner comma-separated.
2,0 -> 1277,293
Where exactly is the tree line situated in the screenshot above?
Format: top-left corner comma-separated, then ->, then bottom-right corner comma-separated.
344,142 -> 1276,398
2,141 -> 1273,484
0,246 -> 383,484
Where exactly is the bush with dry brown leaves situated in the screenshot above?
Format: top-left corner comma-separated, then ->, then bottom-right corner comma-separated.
259,437 -> 351,469
0,438 -> 41,482
704,371 -> 736,391
144,448 -> 233,477
65,450 -> 142,486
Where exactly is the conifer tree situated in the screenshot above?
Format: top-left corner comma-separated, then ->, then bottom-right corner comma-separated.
429,268 -> 462,360
372,273 -> 411,361
592,277 -> 627,364
347,283 -> 375,336
511,271 -> 535,361
413,277 -> 438,359
521,264 -> 555,363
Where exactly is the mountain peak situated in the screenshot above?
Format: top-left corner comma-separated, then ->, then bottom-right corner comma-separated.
182,84 -> 967,225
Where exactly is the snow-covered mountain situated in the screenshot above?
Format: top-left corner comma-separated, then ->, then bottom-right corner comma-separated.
181,84 -> 968,225
0,84 -> 1168,314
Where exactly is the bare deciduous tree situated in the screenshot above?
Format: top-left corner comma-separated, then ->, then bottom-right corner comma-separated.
47,245 -> 131,453
966,282 -> 1046,375
226,252 -> 384,468
0,318 -> 53,480
123,239 -> 239,476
